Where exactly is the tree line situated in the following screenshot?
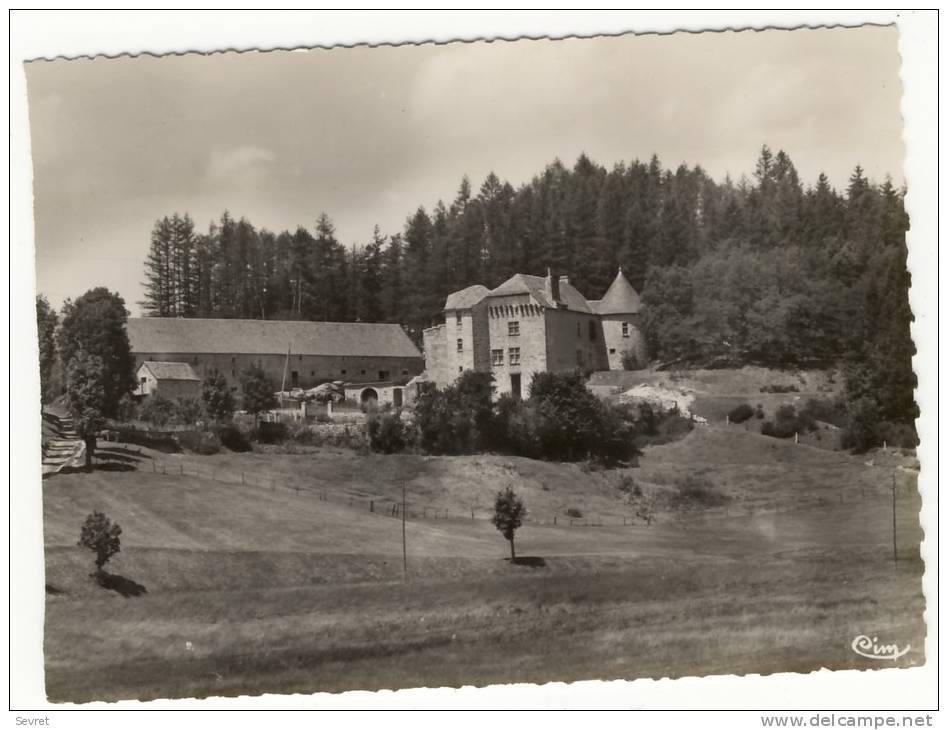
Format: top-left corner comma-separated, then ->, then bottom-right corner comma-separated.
129,145 -> 916,435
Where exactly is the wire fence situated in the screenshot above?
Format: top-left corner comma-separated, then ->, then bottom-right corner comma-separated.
91,440 -> 918,531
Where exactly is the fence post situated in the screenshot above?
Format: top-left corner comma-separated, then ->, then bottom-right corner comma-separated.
242,472 -> 245,485
554,515 -> 557,526
370,500 -> 374,513
180,464 -> 184,475
471,507 -> 475,520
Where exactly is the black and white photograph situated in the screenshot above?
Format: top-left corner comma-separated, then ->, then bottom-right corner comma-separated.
10,10 -> 938,714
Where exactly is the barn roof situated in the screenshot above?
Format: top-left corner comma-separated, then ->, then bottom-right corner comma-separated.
127,318 -> 423,359
140,361 -> 201,381
588,268 -> 642,315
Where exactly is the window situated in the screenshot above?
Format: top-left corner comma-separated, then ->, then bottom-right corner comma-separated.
508,347 -> 521,366
402,369 -> 409,376
291,371 -> 299,386
609,348 -> 616,355
341,369 -> 347,376
140,376 -> 147,385
457,338 -> 464,352
456,312 -> 462,326
577,322 -> 581,337
577,350 -> 585,366
458,366 -> 463,373
622,321 -> 630,338
508,321 -> 520,337
588,321 -> 597,341
379,370 -> 390,381
361,369 -> 366,376
311,371 -> 315,377
491,349 -> 504,366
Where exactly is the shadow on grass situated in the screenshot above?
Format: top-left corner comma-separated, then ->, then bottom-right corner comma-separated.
95,462 -> 138,472
96,572 -> 148,598
507,556 -> 547,568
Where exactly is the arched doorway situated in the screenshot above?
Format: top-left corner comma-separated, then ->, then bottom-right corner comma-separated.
360,388 -> 379,405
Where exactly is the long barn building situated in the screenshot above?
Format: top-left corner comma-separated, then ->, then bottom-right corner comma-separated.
126,317 -> 424,393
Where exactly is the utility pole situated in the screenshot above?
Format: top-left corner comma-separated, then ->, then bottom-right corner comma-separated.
892,472 -> 898,564
402,482 -> 408,580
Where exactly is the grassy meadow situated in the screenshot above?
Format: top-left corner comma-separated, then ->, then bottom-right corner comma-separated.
43,421 -> 925,702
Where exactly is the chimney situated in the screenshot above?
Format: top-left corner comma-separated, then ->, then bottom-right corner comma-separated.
559,275 -> 570,287
546,268 -> 560,303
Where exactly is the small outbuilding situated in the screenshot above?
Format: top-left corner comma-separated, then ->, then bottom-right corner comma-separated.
136,361 -> 202,400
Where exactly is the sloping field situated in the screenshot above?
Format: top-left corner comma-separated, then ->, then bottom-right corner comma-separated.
43,427 -> 925,703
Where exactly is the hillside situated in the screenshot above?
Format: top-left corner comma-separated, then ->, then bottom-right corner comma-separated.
43,422 -> 924,701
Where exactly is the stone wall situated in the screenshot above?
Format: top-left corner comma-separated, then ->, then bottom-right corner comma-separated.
485,294 -> 547,398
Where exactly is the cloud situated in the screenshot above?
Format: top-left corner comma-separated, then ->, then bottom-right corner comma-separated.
205,145 -> 276,186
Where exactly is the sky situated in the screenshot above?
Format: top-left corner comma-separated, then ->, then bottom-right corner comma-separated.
26,24 -> 905,314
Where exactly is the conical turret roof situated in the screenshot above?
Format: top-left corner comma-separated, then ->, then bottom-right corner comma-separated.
590,268 -> 641,315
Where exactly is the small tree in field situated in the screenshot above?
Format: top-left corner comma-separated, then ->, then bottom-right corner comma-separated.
78,511 -> 122,576
491,487 -> 526,562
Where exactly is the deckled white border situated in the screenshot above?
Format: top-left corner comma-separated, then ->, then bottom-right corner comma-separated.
7,9 -> 938,717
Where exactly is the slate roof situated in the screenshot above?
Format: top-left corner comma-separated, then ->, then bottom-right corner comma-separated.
127,318 -> 423,359
444,284 -> 490,310
140,361 -> 201,381
487,274 -> 594,314
588,268 -> 642,315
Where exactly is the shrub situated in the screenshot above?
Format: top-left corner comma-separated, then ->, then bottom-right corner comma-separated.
176,429 -> 221,455
673,475 -> 725,505
115,393 -> 139,422
799,398 -> 847,428
876,421 -> 919,449
366,408 -> 408,453
255,421 -> 289,444
115,426 -> 182,453
761,404 -> 816,439
412,371 -> 494,454
759,383 -> 800,394
174,396 -> 204,425
140,394 -> 177,427
565,507 -> 583,519
202,369 -> 235,421
755,403 -> 765,419
78,511 -> 122,574
728,403 -> 754,423
617,474 -> 642,498
240,365 -> 278,420
621,349 -> 644,371
215,422 -> 252,452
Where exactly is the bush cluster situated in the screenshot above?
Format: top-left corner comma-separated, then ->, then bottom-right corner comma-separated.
215,423 -> 253,452
175,429 -> 222,455
761,404 -> 816,439
139,394 -> 206,427
759,383 -> 800,394
365,407 -> 408,454
727,403 -> 754,423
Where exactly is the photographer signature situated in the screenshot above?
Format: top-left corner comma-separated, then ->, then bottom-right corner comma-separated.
851,635 -> 911,661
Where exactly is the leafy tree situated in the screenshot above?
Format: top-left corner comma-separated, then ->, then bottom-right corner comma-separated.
202,368 -> 235,421
36,295 -> 60,404
139,394 -> 177,427
64,350 -> 107,470
491,487 -> 526,561
78,511 -> 122,575
58,288 -> 135,417
240,364 -> 277,422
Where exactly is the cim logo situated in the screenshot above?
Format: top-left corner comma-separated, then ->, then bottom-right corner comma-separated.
851,635 -> 911,661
